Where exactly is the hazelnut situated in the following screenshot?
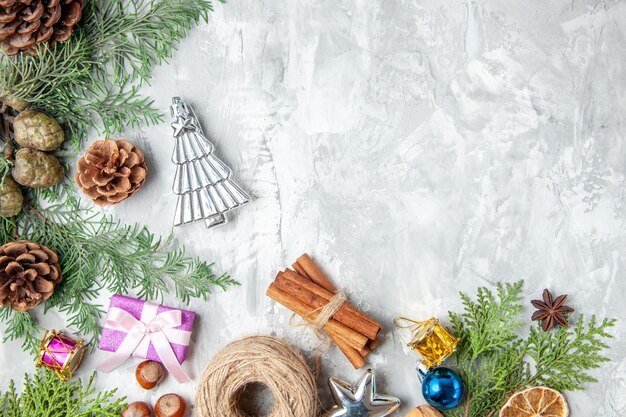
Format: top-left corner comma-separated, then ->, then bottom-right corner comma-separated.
155,393 -> 186,417
121,401 -> 152,417
405,405 -> 444,417
135,360 -> 165,389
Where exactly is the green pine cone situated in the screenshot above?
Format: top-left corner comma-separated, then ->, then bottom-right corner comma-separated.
12,148 -> 64,189
0,177 -> 23,217
0,95 -> 30,111
13,110 -> 65,152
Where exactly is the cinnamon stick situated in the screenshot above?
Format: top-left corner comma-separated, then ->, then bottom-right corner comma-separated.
359,345 -> 371,357
266,284 -> 369,351
274,272 -> 380,340
334,335 -> 367,369
367,337 -> 381,351
291,261 -> 310,279
282,268 -> 383,331
296,253 -> 337,293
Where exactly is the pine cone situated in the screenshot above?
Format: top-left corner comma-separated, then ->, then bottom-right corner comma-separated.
0,177 -> 23,217
0,95 -> 29,112
75,139 -> 148,206
13,110 -> 65,151
0,240 -> 62,311
12,147 -> 64,188
0,0 -> 83,56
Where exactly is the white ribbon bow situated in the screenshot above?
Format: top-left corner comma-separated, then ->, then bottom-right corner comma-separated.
97,302 -> 191,382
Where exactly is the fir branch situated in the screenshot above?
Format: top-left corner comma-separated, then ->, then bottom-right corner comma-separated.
0,309 -> 41,356
448,282 -> 527,417
444,281 -> 616,417
85,0 -> 217,82
527,315 -> 616,391
0,0 -> 231,351
0,370 -> 126,417
0,0 -> 218,147
0,203 -> 237,346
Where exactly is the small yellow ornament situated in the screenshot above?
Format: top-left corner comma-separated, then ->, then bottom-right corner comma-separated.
405,405 -> 444,417
394,317 -> 458,369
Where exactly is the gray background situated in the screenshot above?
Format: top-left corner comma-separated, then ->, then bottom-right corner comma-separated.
2,1 -> 625,416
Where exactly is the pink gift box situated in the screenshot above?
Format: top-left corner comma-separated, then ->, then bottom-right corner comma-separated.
99,294 -> 195,364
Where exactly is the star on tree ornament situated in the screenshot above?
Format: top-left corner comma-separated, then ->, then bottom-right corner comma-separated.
324,369 -> 401,417
171,117 -> 198,137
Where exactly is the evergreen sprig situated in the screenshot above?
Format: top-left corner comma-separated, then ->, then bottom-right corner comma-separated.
0,0 -> 219,149
0,370 -> 126,417
0,0 -> 236,354
445,281 -> 615,417
0,198 -> 238,355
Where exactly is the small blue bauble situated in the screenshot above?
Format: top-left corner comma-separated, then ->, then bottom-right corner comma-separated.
421,366 -> 464,410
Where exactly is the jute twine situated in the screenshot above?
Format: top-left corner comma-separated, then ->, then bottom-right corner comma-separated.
291,291 -> 347,345
195,336 -> 318,417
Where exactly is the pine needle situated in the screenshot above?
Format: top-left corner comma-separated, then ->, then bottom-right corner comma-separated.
444,281 -> 615,417
0,370 -> 126,416
0,199 -> 238,352
0,0 -> 218,149
0,0 -> 234,354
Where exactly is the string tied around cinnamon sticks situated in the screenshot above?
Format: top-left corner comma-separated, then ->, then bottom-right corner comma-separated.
266,253 -> 383,369
290,290 -> 347,345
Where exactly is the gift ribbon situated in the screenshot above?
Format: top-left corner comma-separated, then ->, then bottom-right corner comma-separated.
393,316 -> 438,350
97,302 -> 192,382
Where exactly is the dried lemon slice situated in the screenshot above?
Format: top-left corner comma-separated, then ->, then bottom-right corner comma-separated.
499,386 -> 569,417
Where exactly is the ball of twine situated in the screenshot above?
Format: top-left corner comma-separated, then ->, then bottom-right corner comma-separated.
195,336 -> 318,417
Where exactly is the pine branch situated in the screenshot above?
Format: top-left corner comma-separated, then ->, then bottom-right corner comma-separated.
0,203 -> 237,347
0,309 -> 41,356
527,315 -> 616,391
0,0 -> 219,147
0,370 -> 126,416
85,0 -> 216,82
447,282 -> 527,417
0,0 -> 229,351
444,281 -> 616,417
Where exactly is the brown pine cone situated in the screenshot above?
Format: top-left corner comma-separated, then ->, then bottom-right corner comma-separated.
0,240 -> 62,311
0,0 -> 83,56
74,139 -> 148,206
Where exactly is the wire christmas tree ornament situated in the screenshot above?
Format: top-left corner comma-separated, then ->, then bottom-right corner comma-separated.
170,97 -> 251,228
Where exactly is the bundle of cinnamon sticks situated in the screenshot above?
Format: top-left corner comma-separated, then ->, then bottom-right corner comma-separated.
266,253 -> 382,368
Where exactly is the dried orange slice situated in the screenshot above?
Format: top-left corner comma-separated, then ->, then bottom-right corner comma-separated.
499,386 -> 569,417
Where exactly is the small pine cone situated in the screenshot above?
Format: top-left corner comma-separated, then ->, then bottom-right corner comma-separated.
0,177 -> 23,217
0,240 -> 62,311
75,139 -> 148,206
0,95 -> 29,112
13,110 -> 65,151
12,147 -> 64,188
0,0 -> 83,56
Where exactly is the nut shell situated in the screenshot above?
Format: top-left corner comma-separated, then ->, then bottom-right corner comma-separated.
155,393 -> 186,417
12,148 -> 64,188
0,177 -> 23,217
13,110 -> 65,151
405,405 -> 444,417
121,401 -> 152,417
135,360 -> 165,390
